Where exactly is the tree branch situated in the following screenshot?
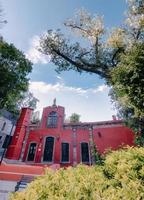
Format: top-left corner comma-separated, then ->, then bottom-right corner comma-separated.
64,22 -> 89,35
52,48 -> 107,77
111,47 -> 124,67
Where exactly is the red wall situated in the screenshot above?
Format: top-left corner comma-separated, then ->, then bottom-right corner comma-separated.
22,124 -> 134,166
93,125 -> 134,153
6,105 -> 135,166
6,108 -> 33,160
40,106 -> 64,129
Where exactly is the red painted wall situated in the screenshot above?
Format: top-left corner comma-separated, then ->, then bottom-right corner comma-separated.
6,105 -> 135,166
93,126 -> 134,153
6,108 -> 33,160
41,106 -> 65,129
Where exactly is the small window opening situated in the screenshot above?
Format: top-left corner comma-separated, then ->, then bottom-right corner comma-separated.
98,132 -> 102,138
1,122 -> 6,131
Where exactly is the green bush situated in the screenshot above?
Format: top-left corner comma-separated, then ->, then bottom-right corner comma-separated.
10,147 -> 144,200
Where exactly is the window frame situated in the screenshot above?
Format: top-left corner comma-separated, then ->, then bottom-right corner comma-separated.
61,142 -> 70,163
42,136 -> 55,163
2,135 -> 12,148
26,142 -> 37,162
80,142 -> 90,164
47,112 -> 58,128
1,122 -> 6,131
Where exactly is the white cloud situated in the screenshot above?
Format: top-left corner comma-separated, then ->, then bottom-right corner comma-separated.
26,35 -> 50,64
56,75 -> 64,81
93,84 -> 108,92
29,81 -> 108,96
29,81 -> 88,96
29,81 -> 116,122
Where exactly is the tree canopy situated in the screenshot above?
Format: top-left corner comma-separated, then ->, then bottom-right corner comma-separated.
0,38 -> 33,114
39,0 -> 144,80
69,113 -> 81,123
110,43 -> 144,118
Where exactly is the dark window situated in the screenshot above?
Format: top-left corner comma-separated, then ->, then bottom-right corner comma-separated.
1,122 -> 6,131
43,137 -> 54,162
61,143 -> 69,162
81,143 -> 89,163
98,132 -> 102,138
47,112 -> 58,128
27,143 -> 37,161
2,135 -> 12,148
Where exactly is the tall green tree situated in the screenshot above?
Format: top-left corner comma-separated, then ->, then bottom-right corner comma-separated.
0,38 -> 33,114
108,0 -> 144,145
110,43 -> 144,117
69,113 -> 80,123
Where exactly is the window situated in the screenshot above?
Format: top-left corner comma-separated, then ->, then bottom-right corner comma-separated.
2,135 -> 12,148
81,143 -> 90,163
43,137 -> 54,162
61,143 -> 69,163
1,122 -> 6,131
98,132 -> 102,138
27,143 -> 37,161
47,112 -> 58,128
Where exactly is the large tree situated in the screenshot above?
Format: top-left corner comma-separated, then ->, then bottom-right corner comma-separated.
108,0 -> 144,144
0,38 -> 33,114
39,11 -> 111,79
39,0 -> 144,81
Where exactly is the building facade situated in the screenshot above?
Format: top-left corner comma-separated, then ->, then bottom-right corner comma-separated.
6,102 -> 134,167
0,109 -> 16,157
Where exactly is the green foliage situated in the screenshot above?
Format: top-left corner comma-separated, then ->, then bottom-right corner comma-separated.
10,147 -> 144,200
110,43 -> 144,117
39,10 -> 115,79
39,0 -> 144,79
92,144 -> 104,165
109,42 -> 144,145
0,38 -> 32,114
69,113 -> 80,123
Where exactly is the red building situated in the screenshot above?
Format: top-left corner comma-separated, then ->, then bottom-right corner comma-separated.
6,101 -> 134,167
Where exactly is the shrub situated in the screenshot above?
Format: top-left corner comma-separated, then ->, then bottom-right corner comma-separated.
10,147 -> 144,200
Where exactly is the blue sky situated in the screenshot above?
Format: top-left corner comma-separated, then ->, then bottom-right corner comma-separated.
1,0 -> 127,121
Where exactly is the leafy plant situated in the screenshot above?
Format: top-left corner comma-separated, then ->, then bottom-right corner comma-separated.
10,147 -> 144,200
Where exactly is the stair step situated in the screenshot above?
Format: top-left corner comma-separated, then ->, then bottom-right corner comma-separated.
15,175 -> 35,191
